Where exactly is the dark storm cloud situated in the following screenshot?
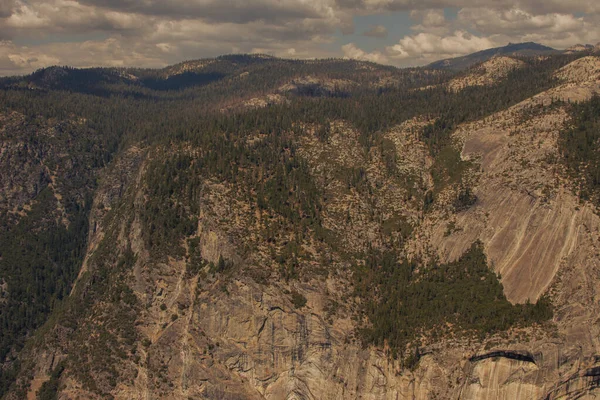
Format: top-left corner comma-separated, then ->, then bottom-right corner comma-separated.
0,1 -> 16,18
76,0 -> 325,23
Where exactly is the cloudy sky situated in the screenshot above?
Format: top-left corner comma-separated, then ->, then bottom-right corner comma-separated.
0,0 -> 599,75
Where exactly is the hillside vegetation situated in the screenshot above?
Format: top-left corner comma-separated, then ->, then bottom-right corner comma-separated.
0,52 -> 598,399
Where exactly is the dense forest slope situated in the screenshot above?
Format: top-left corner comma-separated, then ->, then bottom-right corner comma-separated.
1,48 -> 600,399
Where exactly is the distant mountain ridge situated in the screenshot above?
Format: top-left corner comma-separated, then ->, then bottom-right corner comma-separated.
565,42 -> 600,53
428,42 -> 558,71
0,54 -> 401,96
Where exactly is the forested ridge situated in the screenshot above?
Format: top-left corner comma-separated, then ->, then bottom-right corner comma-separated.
0,51 -> 596,397
559,94 -> 600,204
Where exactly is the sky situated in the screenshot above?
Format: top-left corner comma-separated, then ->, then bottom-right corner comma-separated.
0,0 -> 599,76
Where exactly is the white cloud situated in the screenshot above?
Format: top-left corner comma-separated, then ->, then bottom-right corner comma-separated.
0,37 -> 169,75
0,0 -> 354,74
0,0 -> 599,74
409,8 -> 450,35
411,9 -> 446,28
384,5 -> 600,66
455,7 -> 600,50
342,42 -> 389,63
387,30 -> 496,64
0,40 -> 59,75
458,8 -> 584,35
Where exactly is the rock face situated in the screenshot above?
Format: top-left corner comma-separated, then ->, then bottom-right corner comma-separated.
447,56 -> 526,92
278,76 -> 356,97
5,56 -> 600,400
410,57 -> 600,303
461,356 -> 543,400
16,148 -> 447,400
221,94 -> 287,113
405,57 -> 600,398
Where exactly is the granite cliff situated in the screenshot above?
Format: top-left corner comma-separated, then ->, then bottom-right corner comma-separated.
1,52 -> 600,399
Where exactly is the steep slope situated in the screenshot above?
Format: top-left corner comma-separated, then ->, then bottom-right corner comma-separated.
4,141 -> 541,400
411,57 -> 600,301
554,56 -> 600,85
408,56 -> 600,397
447,56 -> 526,91
6,143 -> 424,399
0,58 -> 441,399
0,109 -> 113,394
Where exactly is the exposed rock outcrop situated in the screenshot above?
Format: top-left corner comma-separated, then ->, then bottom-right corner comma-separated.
278,76 -> 356,97
447,56 -> 526,92
7,55 -> 600,400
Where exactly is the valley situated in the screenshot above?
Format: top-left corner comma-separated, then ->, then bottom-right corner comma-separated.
1,46 -> 600,399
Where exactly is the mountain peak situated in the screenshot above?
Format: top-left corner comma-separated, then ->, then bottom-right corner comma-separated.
428,42 -> 557,71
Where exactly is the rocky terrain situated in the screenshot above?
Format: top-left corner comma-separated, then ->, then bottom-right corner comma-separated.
565,43 -> 600,54
1,50 -> 600,400
446,56 -> 526,92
